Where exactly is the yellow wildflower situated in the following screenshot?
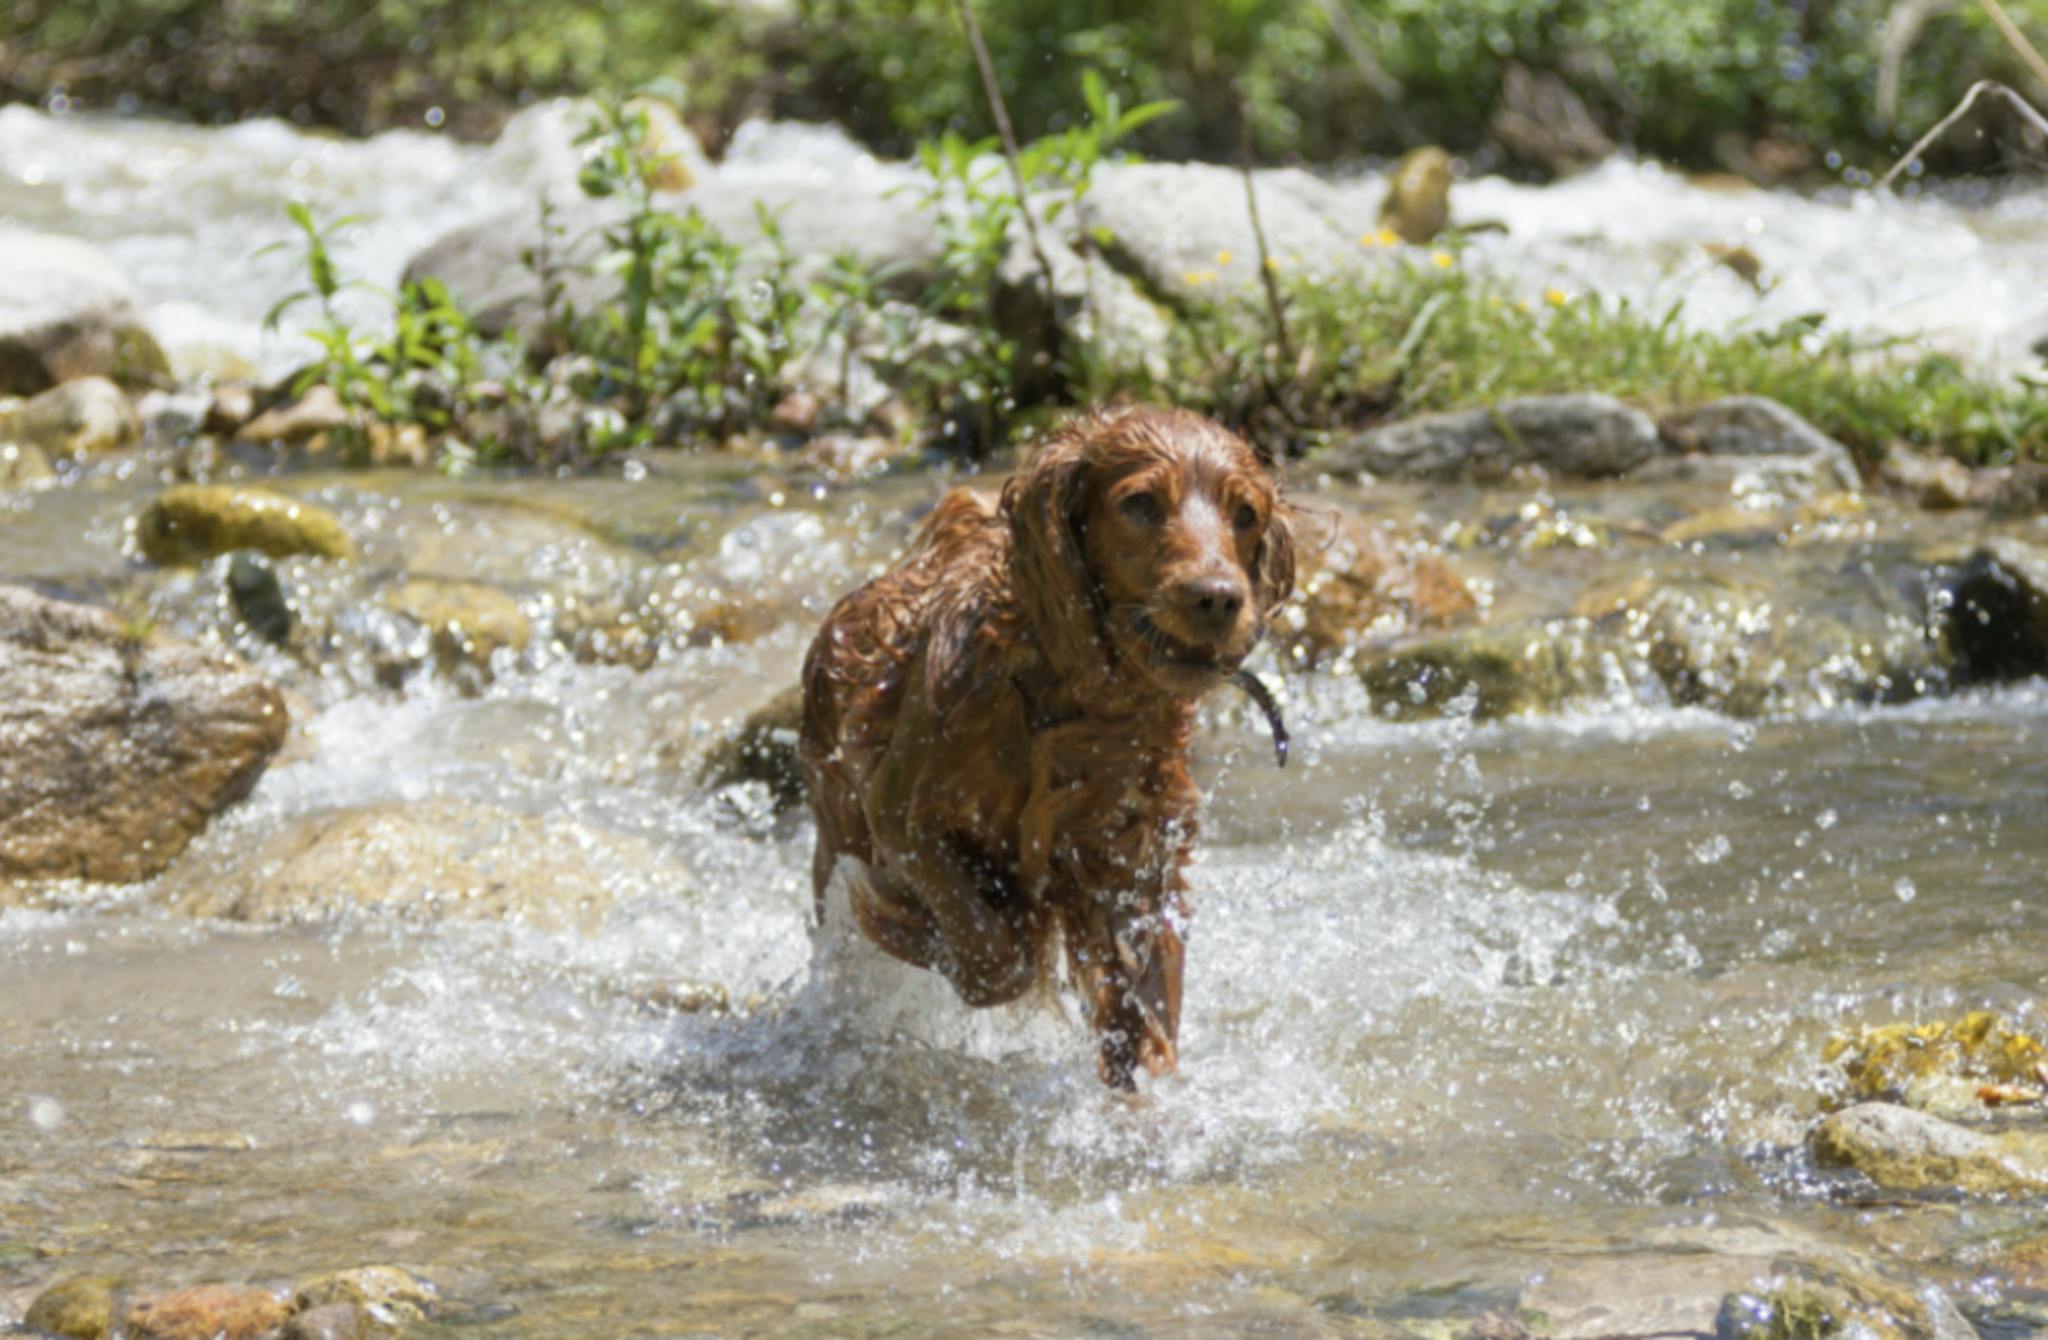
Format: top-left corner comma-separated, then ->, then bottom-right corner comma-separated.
1377,227 -> 1400,247
1183,269 -> 1216,287
1216,249 -> 1233,266
1431,250 -> 1454,269
1546,287 -> 1569,306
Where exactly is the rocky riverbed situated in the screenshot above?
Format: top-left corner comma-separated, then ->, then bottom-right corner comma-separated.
5,104 -> 2048,1340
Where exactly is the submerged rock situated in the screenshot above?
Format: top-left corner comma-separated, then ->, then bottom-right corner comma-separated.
137,484 -> 355,566
698,685 -> 807,811
1520,1253 -> 1762,1340
381,578 -> 531,683
1328,394 -> 1662,481
23,1275 -> 125,1340
1823,1012 -> 2047,1117
0,376 -> 140,458
1810,1102 -> 2048,1196
123,1283 -> 289,1340
0,229 -> 169,395
0,586 -> 288,883
161,798 -> 682,930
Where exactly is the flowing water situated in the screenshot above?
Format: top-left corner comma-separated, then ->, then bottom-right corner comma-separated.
4,108 -> 2048,1336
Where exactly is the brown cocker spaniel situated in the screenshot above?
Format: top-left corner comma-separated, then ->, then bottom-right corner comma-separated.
799,405 -> 1295,1088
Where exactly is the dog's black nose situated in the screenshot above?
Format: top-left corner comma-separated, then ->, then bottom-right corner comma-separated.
1175,576 -> 1247,642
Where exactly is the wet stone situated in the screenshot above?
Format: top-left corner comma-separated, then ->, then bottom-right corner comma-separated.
123,1283 -> 289,1340
137,484 -> 355,566
23,1275 -> 124,1340
227,553 -> 294,646
0,376 -> 139,459
281,1302 -> 372,1340
294,1265 -> 439,1322
1809,1102 -> 2048,1196
1329,394 -> 1663,481
0,585 -> 289,883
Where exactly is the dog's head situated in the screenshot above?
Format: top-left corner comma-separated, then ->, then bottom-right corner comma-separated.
1003,405 -> 1294,698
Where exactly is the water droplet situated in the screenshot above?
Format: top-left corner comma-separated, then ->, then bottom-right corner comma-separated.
27,1096 -> 64,1132
1893,878 -> 1917,904
345,1100 -> 377,1126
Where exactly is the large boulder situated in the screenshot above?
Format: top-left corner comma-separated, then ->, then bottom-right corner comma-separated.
992,223 -> 1173,395
0,230 -> 169,394
1326,394 -> 1663,481
1084,161 -> 1373,305
0,586 -> 288,884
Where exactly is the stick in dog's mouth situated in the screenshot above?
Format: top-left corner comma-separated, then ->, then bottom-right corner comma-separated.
1227,668 -> 1289,768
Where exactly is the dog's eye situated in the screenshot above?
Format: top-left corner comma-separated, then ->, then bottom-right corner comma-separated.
1232,503 -> 1260,532
1120,492 -> 1163,526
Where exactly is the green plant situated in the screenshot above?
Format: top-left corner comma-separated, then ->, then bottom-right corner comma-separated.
264,202 -> 490,461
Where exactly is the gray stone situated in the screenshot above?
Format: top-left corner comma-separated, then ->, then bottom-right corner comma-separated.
1942,537 -> 2048,682
1662,396 -> 1861,489
1810,1101 -> 2048,1196
1328,394 -> 1662,480
1083,160 -> 1378,305
993,223 -> 1173,394
0,230 -> 169,395
0,586 -> 288,884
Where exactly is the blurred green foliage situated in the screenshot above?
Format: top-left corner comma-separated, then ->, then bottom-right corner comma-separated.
10,0 -> 2048,173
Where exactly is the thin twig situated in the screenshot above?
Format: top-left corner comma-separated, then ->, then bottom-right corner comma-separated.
1976,0 -> 2048,98
1875,78 -> 2048,190
1237,96 -> 1295,373
953,0 -> 1061,311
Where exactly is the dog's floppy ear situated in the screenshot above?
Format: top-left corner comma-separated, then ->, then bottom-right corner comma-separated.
1002,434 -> 1105,680
1253,502 -> 1296,619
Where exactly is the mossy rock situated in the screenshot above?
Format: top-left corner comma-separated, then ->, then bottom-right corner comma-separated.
1357,623 -> 1605,721
24,1275 -> 126,1340
138,484 -> 355,566
1823,1011 -> 2046,1116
